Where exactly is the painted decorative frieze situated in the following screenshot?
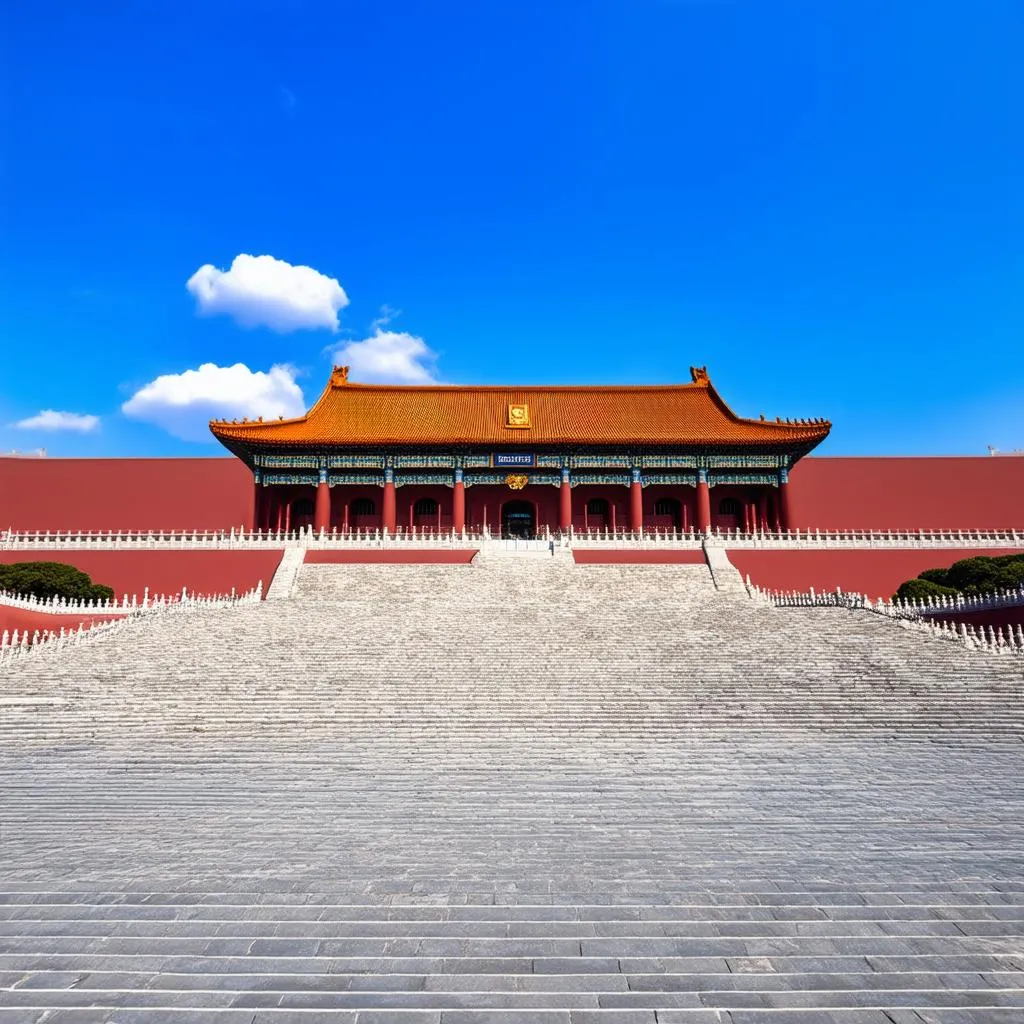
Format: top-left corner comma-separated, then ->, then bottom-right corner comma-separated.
570,455 -> 631,469
641,472 -> 698,488
328,455 -> 386,469
328,473 -> 385,487
526,472 -> 562,488
462,472 -> 509,488
394,472 -> 455,488
263,473 -> 318,486
257,454 -> 321,469
639,455 -> 699,468
709,472 -> 779,486
706,453 -> 784,468
394,454 -> 457,469
571,472 -> 631,488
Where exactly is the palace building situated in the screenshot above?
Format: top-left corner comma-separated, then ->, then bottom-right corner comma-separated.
209,365 -> 831,537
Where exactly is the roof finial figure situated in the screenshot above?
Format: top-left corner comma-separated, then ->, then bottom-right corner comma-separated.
331,365 -> 350,385
689,366 -> 710,385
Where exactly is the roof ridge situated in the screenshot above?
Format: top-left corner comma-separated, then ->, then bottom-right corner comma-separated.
333,382 -> 705,392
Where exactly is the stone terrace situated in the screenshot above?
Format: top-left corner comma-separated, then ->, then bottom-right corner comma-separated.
0,554 -> 1022,1023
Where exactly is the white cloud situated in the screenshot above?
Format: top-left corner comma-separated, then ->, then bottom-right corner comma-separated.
186,254 -> 349,332
333,329 -> 439,384
14,410 -> 100,433
371,304 -> 401,330
122,362 -> 306,442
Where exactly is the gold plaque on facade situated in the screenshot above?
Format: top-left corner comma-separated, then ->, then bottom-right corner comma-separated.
506,403 -> 530,428
506,474 -> 528,490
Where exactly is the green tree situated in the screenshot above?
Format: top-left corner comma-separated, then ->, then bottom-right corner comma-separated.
0,562 -> 114,603
893,553 -> 1024,602
894,577 -> 958,604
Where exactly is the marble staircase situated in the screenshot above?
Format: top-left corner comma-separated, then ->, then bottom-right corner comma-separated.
0,557 -> 1022,1021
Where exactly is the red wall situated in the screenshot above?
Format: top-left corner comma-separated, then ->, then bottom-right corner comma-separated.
0,457 -> 253,532
0,550 -> 282,600
3,454 -> 1022,534
0,606 -> 124,637
731,548 -> 1024,602
789,456 -> 1024,531
573,550 -> 706,564
305,550 -> 477,564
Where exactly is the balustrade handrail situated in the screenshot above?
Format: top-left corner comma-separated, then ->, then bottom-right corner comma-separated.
0,582 -> 263,664
748,580 -> 1024,655
0,582 -> 263,614
2,525 -> 1021,550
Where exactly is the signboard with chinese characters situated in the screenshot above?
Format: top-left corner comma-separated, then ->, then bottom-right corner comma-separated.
492,453 -> 535,468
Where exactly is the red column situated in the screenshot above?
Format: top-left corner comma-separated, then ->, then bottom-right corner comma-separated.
696,470 -> 711,534
758,491 -> 769,533
777,468 -> 791,533
252,472 -> 262,532
629,469 -> 643,532
382,469 -> 397,534
314,470 -> 330,533
453,469 -> 466,534
559,469 -> 572,531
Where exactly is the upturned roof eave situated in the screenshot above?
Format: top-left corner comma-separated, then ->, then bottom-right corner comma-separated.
215,432 -> 831,453
208,366 -> 831,454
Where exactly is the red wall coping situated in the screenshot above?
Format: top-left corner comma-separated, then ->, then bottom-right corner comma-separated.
304,550 -> 477,564
0,550 -> 283,600
573,550 -> 706,564
731,548 -> 1024,603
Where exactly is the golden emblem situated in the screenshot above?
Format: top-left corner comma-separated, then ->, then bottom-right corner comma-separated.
506,474 -> 528,490
506,403 -> 530,428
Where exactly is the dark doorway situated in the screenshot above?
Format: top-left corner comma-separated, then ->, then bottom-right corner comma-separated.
502,500 -> 535,539
586,497 -> 609,531
654,497 -> 682,530
349,497 -> 378,531
291,497 -> 315,531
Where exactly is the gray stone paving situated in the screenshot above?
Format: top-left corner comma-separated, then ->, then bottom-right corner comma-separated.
0,556 -> 1022,1021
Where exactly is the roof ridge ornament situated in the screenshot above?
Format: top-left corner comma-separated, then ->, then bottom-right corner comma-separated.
689,366 -> 710,385
331,365 -> 350,385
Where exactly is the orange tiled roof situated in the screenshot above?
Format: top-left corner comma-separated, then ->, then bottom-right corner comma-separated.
209,366 -> 831,449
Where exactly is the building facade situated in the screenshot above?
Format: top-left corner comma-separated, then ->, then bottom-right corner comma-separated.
209,366 -> 831,537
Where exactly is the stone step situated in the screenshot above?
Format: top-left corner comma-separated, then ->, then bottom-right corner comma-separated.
1,560 -> 1022,1021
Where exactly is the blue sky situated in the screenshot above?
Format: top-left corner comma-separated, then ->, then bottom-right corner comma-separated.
1,0 -> 1021,457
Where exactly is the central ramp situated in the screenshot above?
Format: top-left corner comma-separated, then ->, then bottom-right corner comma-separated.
1,556 -> 1022,1020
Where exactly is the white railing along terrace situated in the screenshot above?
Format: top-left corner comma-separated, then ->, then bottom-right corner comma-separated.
721,528 -> 1024,550
749,582 -> 1024,656
4,525 -> 1022,551
0,583 -> 264,664
0,582 -> 264,615
518,527 -> 1024,550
